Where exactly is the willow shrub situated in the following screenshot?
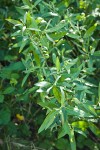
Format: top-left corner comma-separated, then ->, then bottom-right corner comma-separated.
0,0 -> 100,149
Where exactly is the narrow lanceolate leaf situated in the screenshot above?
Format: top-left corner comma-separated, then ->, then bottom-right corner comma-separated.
21,73 -> 30,87
83,104 -> 97,117
66,33 -> 80,39
38,110 -> 57,133
50,32 -> 66,40
33,51 -> 41,66
72,63 -> 83,79
6,19 -> 22,26
84,24 -> 97,38
60,86 -> 65,105
56,57 -> 60,72
53,86 -> 61,103
38,102 -> 57,109
46,21 -> 67,33
89,123 -> 100,137
19,37 -> 28,53
74,98 -> 97,117
46,34 -> 55,43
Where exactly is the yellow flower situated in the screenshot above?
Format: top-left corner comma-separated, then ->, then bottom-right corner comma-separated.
16,114 -> 24,121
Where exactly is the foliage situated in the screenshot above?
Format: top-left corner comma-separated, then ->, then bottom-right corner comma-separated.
0,0 -> 100,149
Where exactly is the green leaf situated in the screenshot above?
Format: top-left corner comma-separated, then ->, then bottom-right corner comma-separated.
69,128 -> 76,150
38,102 -> 57,109
40,36 -> 49,48
46,21 -> 67,33
84,24 -> 97,38
0,108 -> 11,125
58,122 -> 68,139
46,34 -> 55,43
56,57 -> 60,72
83,104 -> 97,116
12,41 -> 22,48
21,73 -> 30,87
89,123 -> 100,137
65,58 -> 78,70
75,84 -> 88,91
58,121 -> 76,150
19,37 -> 28,53
0,94 -> 4,103
0,69 -> 11,79
93,51 -> 100,56
55,138 -> 70,150
26,11 -> 32,26
50,32 -> 66,40
72,121 -> 88,130
66,33 -> 80,39
26,11 -> 39,28
66,106 -> 91,118
22,0 -> 31,7
34,0 -> 42,7
71,63 -> 83,79
60,86 -> 65,105
53,86 -> 61,103
38,110 -> 57,133
52,53 -> 56,64
74,98 -> 97,117
74,129 -> 87,138
3,87 -> 15,95
15,6 -> 25,15
6,19 -> 22,26
33,51 -> 41,66
6,61 -> 25,71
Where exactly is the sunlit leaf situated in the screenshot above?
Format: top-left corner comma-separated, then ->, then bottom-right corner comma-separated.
56,57 -> 60,72
6,19 -> 22,26
53,86 -> 61,103
84,24 -> 97,38
35,81 -> 50,87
